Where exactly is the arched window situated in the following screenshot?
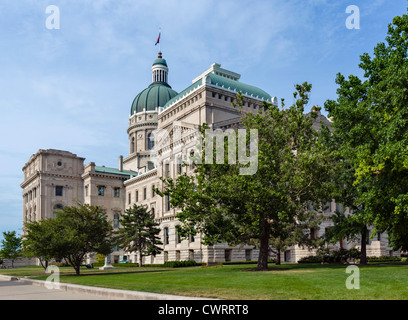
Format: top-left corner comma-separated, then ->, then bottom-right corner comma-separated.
147,133 -> 155,151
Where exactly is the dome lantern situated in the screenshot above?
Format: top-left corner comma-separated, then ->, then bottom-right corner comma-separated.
130,53 -> 178,115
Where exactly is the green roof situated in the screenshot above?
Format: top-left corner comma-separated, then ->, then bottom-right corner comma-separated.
162,73 -> 271,111
131,83 -> 178,114
207,73 -> 271,101
152,58 -> 168,67
95,166 -> 138,177
162,78 -> 203,110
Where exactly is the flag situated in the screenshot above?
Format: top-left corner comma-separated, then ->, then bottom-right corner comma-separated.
155,32 -> 161,46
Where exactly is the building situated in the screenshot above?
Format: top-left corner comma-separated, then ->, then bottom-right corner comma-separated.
21,51 -> 398,265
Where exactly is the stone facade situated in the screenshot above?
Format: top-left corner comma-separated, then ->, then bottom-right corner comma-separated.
21,53 -> 398,266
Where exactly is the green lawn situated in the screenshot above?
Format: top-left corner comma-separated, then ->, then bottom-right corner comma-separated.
1,263 -> 408,300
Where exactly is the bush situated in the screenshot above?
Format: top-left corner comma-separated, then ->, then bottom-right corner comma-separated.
222,259 -> 276,265
298,248 -> 361,264
367,256 -> 401,263
298,256 -> 322,264
163,260 -> 198,268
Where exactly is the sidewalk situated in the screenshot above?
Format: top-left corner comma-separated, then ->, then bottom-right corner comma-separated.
0,274 -> 211,300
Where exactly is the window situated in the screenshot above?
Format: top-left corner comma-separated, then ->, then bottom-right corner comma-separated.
135,191 -> 139,202
310,228 -> 317,240
165,163 -> 170,178
85,186 -> 89,197
98,186 -> 105,196
143,188 -> 147,200
114,187 -> 120,198
53,204 -> 63,219
164,227 -> 169,245
131,137 -> 135,153
113,214 -> 120,228
336,202 -> 344,213
245,249 -> 252,261
366,230 -> 371,245
128,193 -> 131,204
147,133 -> 155,151
225,249 -> 232,262
152,185 -> 155,197
147,161 -> 155,170
166,194 -> 171,211
55,186 -> 63,197
177,157 -> 182,174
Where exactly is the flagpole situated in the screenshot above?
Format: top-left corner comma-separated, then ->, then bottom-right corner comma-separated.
159,28 -> 161,54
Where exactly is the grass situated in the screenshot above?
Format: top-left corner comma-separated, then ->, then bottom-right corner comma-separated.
1,263 -> 408,300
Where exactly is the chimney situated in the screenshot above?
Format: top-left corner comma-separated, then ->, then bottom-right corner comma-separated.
119,156 -> 123,172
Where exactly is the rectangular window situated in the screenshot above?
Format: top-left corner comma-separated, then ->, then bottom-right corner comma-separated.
55,186 -> 63,197
310,228 -> 317,240
324,202 -> 331,213
164,227 -> 169,245
152,185 -> 155,197
128,193 -> 131,204
166,194 -> 171,211
135,191 -> 139,202
114,187 -> 120,198
165,163 -> 170,178
85,186 -> 89,197
143,188 -> 147,200
98,186 -> 105,196
177,157 -> 182,174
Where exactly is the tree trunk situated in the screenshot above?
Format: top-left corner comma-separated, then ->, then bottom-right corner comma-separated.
139,249 -> 143,268
276,247 -> 281,265
257,219 -> 271,271
360,227 -> 367,265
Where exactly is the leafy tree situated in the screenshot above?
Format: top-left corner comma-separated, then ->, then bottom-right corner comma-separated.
0,231 -> 22,268
158,83 -> 335,270
114,204 -> 162,267
324,10 -> 408,252
22,203 -> 113,275
54,203 -> 114,275
22,218 -> 57,269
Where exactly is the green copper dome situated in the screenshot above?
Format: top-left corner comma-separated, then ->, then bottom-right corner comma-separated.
131,82 -> 178,114
152,58 -> 167,67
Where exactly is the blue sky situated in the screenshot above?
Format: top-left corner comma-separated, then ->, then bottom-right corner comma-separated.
0,0 -> 407,239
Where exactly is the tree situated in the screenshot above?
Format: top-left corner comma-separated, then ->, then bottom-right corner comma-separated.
324,10 -> 408,252
158,83 -> 335,270
22,203 -> 113,275
22,219 -> 56,269
0,231 -> 22,268
114,204 -> 162,267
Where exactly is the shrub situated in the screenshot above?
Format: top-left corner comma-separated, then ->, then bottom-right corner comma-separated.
298,256 -> 322,263
298,248 -> 361,264
163,260 -> 198,268
367,256 -> 401,263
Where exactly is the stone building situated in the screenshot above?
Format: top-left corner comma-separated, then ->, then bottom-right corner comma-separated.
21,52 -> 398,265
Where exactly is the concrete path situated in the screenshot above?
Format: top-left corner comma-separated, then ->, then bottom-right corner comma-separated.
0,279 -> 110,300
0,275 -> 211,300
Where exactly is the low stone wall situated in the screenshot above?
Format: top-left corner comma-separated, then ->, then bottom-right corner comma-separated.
1,258 -> 37,268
